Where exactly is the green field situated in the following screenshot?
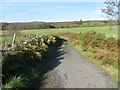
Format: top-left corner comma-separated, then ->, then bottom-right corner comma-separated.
1,26 -> 118,49
21,26 -> 118,36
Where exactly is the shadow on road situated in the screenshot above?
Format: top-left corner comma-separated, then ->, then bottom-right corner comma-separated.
48,38 -> 67,70
30,38 -> 68,89
48,50 -> 65,70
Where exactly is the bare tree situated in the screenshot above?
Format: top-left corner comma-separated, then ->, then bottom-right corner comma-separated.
101,0 -> 120,30
101,0 -> 120,20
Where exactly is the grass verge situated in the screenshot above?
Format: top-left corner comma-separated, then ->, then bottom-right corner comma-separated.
73,45 -> 118,83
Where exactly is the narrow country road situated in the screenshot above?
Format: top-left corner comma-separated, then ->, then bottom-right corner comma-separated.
41,42 -> 118,88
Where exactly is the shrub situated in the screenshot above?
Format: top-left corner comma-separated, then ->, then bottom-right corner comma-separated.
2,35 -> 61,89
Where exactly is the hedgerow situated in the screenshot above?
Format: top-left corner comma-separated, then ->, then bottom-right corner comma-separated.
2,35 -> 61,89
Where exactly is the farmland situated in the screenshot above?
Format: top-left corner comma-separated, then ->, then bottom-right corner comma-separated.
1,26 -> 118,46
21,26 -> 118,36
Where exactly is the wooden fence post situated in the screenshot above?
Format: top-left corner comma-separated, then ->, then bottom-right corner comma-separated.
36,34 -> 38,38
4,41 -> 8,50
29,33 -> 30,38
11,33 -> 16,48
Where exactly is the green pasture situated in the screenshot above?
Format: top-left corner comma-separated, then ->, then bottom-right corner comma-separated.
0,26 -> 118,48
21,26 -> 118,36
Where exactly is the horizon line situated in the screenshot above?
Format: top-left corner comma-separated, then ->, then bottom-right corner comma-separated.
1,19 -> 110,23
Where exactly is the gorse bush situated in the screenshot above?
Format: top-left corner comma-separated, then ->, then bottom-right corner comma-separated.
2,35 -> 61,89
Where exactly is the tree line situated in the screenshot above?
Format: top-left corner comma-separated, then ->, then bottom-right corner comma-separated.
1,20 -> 118,31
1,21 -> 55,30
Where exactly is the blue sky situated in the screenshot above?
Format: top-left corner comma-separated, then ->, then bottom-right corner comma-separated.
1,2 -> 107,22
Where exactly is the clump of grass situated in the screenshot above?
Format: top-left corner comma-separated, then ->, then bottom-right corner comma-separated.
2,76 -> 29,89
